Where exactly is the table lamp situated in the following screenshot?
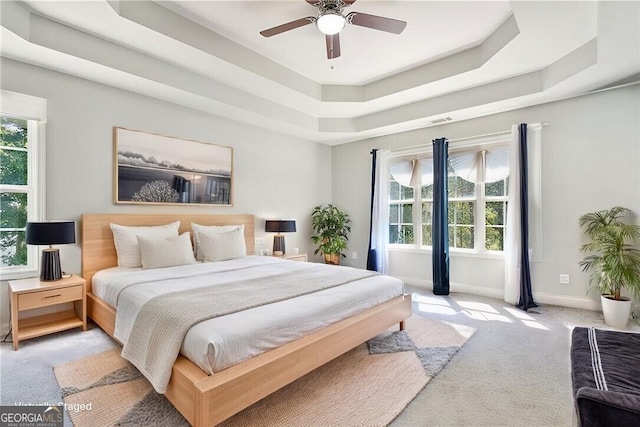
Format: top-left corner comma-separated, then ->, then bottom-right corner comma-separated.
265,220 -> 296,256
26,221 -> 76,281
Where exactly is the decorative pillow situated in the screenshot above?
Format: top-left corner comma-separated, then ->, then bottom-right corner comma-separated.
137,232 -> 196,269
199,228 -> 247,262
191,223 -> 244,261
110,221 -> 180,268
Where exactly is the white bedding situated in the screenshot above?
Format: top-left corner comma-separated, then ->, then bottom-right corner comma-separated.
92,256 -> 404,374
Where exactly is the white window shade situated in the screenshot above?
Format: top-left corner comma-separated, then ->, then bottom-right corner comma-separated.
449,148 -> 509,183
449,151 -> 481,183
418,159 -> 433,186
389,161 -> 414,187
390,159 -> 434,187
484,148 -> 510,183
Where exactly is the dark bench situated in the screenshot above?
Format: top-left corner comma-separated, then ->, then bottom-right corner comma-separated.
571,327 -> 640,426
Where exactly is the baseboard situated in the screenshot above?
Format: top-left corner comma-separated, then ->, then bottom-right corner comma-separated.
395,275 -> 600,310
450,282 -> 505,300
533,292 -> 600,311
395,276 -> 504,300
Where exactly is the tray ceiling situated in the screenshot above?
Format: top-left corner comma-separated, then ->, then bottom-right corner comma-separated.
1,1 -> 638,145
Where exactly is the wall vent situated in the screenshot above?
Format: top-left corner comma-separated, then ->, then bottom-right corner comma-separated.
430,117 -> 453,124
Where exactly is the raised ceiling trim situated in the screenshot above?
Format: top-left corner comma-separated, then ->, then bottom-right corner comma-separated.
358,13 -> 520,102
21,12 -> 319,131
109,0 -> 322,100
0,4 -> 599,139
543,39 -> 598,89
1,0 -> 627,146
110,0 -> 519,104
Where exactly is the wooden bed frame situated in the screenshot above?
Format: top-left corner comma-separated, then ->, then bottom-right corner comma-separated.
81,213 -> 412,426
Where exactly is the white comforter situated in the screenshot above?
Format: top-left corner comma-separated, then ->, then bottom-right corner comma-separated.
92,256 -> 404,374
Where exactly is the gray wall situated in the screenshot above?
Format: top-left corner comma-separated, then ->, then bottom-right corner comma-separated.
2,55 -> 639,329
0,58 -> 332,328
332,84 -> 640,309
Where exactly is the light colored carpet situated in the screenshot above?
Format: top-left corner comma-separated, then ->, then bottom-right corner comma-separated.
3,290 -> 638,426
392,288 -> 640,427
53,316 -> 474,427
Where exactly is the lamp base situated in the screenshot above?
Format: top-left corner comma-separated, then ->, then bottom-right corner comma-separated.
40,248 -> 62,281
273,234 -> 286,257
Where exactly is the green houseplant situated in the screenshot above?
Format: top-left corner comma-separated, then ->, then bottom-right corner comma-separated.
579,206 -> 640,328
311,204 -> 351,265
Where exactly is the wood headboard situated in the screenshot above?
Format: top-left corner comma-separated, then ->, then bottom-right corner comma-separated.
81,213 -> 255,292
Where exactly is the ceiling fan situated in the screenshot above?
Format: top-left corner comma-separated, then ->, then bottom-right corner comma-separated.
259,0 -> 407,60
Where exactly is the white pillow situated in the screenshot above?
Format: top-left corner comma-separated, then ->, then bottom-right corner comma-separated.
137,232 -> 196,269
110,221 -> 180,268
199,228 -> 247,262
191,223 -> 244,261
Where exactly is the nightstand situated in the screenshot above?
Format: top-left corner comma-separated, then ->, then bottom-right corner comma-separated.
9,274 -> 87,350
273,253 -> 308,262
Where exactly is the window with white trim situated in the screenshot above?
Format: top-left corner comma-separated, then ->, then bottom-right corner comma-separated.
484,177 -> 508,251
389,180 -> 414,244
448,170 -> 476,249
1,91 -> 46,275
388,140 -> 510,252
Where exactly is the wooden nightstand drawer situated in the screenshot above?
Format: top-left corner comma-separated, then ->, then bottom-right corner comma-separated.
272,253 -> 308,262
284,254 -> 307,262
18,285 -> 83,310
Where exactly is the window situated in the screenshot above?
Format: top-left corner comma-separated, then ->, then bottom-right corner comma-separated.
388,144 -> 509,253
421,184 -> 432,246
448,169 -> 476,249
485,178 -> 508,251
389,180 -> 414,244
0,91 -> 46,277
1,117 -> 30,267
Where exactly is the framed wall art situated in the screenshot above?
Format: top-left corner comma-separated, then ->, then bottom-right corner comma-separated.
114,127 -> 233,206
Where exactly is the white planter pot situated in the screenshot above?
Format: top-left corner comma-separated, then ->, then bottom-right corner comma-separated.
600,295 -> 632,329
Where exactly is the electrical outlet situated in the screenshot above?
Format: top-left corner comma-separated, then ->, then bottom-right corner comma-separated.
255,237 -> 265,245
559,274 -> 570,284
351,252 -> 358,259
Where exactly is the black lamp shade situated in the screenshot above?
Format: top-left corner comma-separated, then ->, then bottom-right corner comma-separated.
26,221 -> 75,281
265,220 -> 296,233
26,221 -> 76,245
265,220 -> 296,256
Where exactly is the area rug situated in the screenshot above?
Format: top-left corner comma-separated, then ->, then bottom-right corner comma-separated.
54,316 -> 474,426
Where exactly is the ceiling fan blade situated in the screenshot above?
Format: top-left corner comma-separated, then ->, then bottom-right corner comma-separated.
346,12 -> 406,34
260,17 -> 316,37
326,33 -> 341,59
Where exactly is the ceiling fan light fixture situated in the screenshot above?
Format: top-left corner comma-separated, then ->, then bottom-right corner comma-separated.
317,10 -> 345,35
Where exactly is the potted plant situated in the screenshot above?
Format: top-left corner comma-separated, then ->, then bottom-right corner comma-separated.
311,204 -> 351,265
579,206 -> 640,328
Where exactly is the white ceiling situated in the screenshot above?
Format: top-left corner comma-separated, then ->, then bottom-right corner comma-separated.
163,1 -> 516,85
1,1 -> 639,145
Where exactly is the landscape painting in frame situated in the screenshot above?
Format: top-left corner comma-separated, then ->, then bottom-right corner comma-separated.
114,127 -> 232,206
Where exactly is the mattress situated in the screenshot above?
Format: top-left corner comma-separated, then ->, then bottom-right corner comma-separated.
92,256 -> 404,374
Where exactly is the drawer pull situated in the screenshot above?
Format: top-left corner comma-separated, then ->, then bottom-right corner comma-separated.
43,294 -> 62,299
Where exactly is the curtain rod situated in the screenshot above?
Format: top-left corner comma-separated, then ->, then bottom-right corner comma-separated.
385,122 -> 550,155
